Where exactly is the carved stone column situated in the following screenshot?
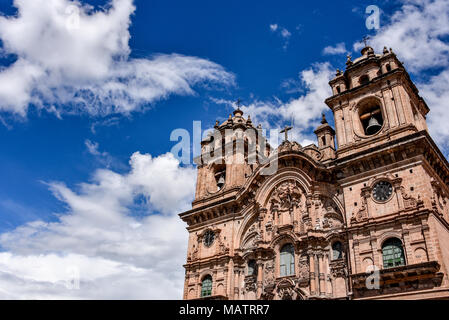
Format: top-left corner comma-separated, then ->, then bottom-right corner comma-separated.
313,254 -> 320,295
195,273 -> 201,299
259,208 -> 267,241
303,195 -> 312,232
318,254 -> 326,296
273,207 -> 279,226
223,267 -> 229,299
324,253 -> 332,296
309,252 -> 316,295
234,269 -> 240,299
256,261 -> 264,298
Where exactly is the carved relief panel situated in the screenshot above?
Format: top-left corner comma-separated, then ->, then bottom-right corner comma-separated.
268,180 -> 305,227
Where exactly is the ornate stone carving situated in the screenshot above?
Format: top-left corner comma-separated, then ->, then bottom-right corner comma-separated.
351,203 -> 368,223
278,140 -> 302,153
188,246 -> 199,262
248,224 -> 256,234
263,260 -> 275,287
330,260 -> 347,278
297,256 -> 310,287
278,286 -> 294,300
216,234 -> 229,255
269,181 -> 302,212
322,217 -> 333,229
430,178 -> 446,214
275,278 -> 305,300
400,186 -> 424,209
260,287 -> 275,300
302,146 -> 323,161
244,275 -> 257,292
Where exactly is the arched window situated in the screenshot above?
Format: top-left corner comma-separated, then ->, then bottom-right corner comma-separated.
201,275 -> 213,297
280,244 -> 295,277
248,260 -> 257,276
386,64 -> 391,72
382,238 -> 406,268
332,241 -> 343,260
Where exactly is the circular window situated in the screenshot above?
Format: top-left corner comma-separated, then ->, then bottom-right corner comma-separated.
203,230 -> 215,247
372,181 -> 393,202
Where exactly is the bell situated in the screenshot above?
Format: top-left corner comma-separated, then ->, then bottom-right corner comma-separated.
217,175 -> 225,190
365,116 -> 382,135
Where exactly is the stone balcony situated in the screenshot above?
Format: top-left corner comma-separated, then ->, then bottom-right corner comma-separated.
350,261 -> 444,299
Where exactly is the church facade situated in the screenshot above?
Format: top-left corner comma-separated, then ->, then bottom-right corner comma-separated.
179,45 -> 449,300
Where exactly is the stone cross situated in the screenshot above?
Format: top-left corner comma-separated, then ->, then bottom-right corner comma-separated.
236,98 -> 242,109
280,125 -> 292,141
361,35 -> 370,47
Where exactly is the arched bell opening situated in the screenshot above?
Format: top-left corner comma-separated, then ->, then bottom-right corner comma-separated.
213,163 -> 226,191
358,99 -> 384,136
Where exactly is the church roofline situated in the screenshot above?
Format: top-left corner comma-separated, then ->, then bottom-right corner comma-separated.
180,150 -> 331,223
325,67 -> 429,115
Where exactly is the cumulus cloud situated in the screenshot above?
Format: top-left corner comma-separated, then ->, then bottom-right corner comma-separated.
355,0 -> 449,148
419,70 -> 449,145
0,0 -> 234,117
323,42 -> 347,55
360,0 -> 449,72
0,152 -> 196,299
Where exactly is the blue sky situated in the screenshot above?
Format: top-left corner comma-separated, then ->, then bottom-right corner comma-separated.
0,0 -> 448,299
0,0 -> 398,231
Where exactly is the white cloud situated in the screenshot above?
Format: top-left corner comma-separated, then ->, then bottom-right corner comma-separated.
85,139 -> 120,169
213,62 -> 334,146
360,0 -> 449,72
0,152 -> 196,299
355,0 -> 449,148
85,140 -> 103,156
269,23 -> 292,50
243,62 -> 332,130
281,28 -> 291,39
323,42 -> 347,55
0,0 -> 234,117
269,24 -> 278,32
419,69 -> 449,146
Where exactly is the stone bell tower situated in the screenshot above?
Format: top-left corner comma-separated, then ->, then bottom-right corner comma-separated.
193,106 -> 270,201
180,44 -> 449,300
326,46 -> 429,159
326,44 -> 449,300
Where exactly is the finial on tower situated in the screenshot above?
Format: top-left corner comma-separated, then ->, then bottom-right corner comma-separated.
346,54 -> 353,66
233,98 -> 244,116
360,35 -> 375,56
246,114 -> 252,125
321,113 -> 328,124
